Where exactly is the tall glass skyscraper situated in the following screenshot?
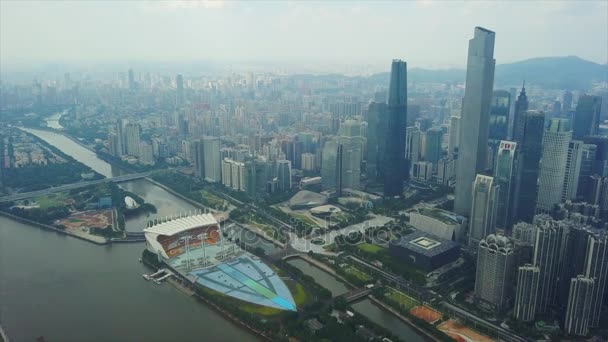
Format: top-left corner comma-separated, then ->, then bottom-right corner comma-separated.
511,84 -> 529,143
454,27 -> 496,215
516,111 -> 545,223
573,95 -> 602,140
383,60 -> 407,197
494,140 -> 518,230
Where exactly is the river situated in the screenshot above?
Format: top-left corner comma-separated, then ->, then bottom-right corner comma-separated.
3,128 -> 427,342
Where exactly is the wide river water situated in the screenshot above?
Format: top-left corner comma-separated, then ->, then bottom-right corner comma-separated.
1,128 -> 427,342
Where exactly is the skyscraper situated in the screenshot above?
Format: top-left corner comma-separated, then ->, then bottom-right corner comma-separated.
277,160 -> 292,191
584,231 -> 608,327
365,102 -> 388,180
514,264 -> 540,322
577,143 -> 597,199
573,95 -> 602,140
533,217 -> 563,314
563,90 -> 573,112
516,111 -> 545,223
124,123 -> 141,157
405,126 -> 421,177
489,90 -> 511,142
564,276 -> 595,336
494,141 -> 518,230
203,136 -> 221,182
383,60 -> 407,197
448,115 -> 460,158
474,234 -> 514,312
511,84 -> 529,143
424,127 -> 443,165
454,27 -> 496,215
194,139 -> 205,180
536,119 -> 572,213
469,174 -> 499,247
563,140 -> 583,201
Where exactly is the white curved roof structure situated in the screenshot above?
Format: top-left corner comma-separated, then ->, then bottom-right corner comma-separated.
144,213 -> 217,236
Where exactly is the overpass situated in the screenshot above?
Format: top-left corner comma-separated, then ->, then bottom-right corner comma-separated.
0,171 -> 156,202
339,287 -> 373,303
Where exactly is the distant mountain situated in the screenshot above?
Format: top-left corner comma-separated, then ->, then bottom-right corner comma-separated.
367,56 -> 607,90
495,56 -> 607,89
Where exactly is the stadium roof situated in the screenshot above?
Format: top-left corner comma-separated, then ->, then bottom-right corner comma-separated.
144,213 -> 217,236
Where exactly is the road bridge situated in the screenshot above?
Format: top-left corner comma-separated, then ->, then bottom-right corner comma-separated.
0,171 -> 159,202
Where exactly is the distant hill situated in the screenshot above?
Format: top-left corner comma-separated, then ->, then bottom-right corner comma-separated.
367,56 -> 607,90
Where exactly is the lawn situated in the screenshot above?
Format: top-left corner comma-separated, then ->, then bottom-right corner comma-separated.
344,266 -> 372,282
385,287 -> 420,310
199,190 -> 224,207
357,243 -> 384,254
290,212 -> 320,227
34,193 -> 67,209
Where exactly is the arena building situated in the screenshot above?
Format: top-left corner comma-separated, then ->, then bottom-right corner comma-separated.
389,231 -> 460,272
144,212 -> 296,311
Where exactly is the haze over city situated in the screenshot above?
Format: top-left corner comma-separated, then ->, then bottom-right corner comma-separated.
1,1 -> 607,73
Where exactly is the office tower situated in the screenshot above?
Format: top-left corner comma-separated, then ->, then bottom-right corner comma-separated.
366,102 -> 388,179
507,88 -> 517,139
194,140 -> 205,179
494,141 -> 518,230
437,157 -> 455,186
448,115 -> 460,157
516,111 -> 545,222
277,160 -> 292,191
563,91 -> 573,112
533,218 -> 563,314
511,84 -> 529,143
584,232 -> 608,327
557,225 -> 592,307
176,74 -> 184,106
202,136 -> 221,182
573,95 -> 602,140
108,132 -> 121,157
564,276 -> 595,336
128,68 -> 135,90
469,174 -> 499,247
383,60 -> 407,197
536,119 -> 572,213
489,90 -> 511,142
124,123 -> 141,156
245,158 -> 269,199
474,234 -> 514,312
424,127 -> 443,165
563,140 -> 583,201
301,153 -> 316,171
138,142 -> 154,165
576,144 -> 597,198
322,139 -> 340,191
514,264 -> 540,322
406,126 -> 421,177
454,27 -> 496,215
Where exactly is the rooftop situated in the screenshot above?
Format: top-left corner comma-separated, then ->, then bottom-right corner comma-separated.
391,231 -> 460,257
144,213 -> 217,236
410,207 -> 462,225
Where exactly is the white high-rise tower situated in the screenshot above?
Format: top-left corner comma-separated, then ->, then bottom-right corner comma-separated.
454,27 -> 496,215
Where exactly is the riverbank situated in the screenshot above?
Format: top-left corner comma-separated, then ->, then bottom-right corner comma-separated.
0,210 -> 109,245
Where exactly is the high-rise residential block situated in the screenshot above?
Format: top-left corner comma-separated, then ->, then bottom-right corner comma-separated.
474,234 -> 514,312
469,174 -> 499,247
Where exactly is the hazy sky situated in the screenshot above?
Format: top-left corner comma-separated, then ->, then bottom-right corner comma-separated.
1,0 -> 607,71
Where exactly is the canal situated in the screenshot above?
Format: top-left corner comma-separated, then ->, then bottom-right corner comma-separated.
287,258 -> 428,342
